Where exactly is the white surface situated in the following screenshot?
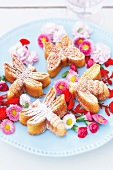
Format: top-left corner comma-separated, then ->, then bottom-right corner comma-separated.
0,139 -> 113,170
0,0 -> 113,7
0,8 -> 113,36
0,1 -> 113,170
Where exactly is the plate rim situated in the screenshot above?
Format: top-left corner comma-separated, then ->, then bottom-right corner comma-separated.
0,18 -> 113,157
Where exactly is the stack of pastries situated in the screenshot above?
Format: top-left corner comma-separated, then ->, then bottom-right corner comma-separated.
4,35 -> 110,137
19,63 -> 109,136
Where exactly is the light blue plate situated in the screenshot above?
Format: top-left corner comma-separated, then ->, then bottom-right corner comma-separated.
0,18 -> 113,157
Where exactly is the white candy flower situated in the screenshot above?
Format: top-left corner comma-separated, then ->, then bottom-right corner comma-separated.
63,114 -> 76,129
91,42 -> 111,64
72,22 -> 92,38
41,22 -> 56,35
41,22 -> 67,43
20,94 -> 31,108
8,42 -> 38,65
52,25 -> 67,42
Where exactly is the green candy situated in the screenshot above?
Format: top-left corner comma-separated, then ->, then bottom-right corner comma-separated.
62,71 -> 69,78
0,75 -> 6,81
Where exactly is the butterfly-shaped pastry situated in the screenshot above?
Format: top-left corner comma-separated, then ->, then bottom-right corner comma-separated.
4,55 -> 51,99
69,64 -> 109,113
44,35 -> 85,77
19,87 -> 67,137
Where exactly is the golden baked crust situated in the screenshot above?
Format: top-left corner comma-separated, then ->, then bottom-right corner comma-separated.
27,113 -> 47,135
63,47 -> 85,67
19,99 -> 41,125
69,64 -> 109,113
28,71 -> 51,88
76,79 -> 109,100
44,35 -> 85,78
44,87 -> 67,118
8,78 -> 24,99
77,91 -> 100,113
46,112 -> 66,137
43,87 -> 56,108
80,64 -> 101,81
4,55 -> 51,99
24,78 -> 44,97
19,87 -> 67,137
19,108 -> 38,126
44,35 -> 72,60
47,52 -> 62,78
50,94 -> 67,118
43,42 -> 56,59
56,35 -> 73,48
4,63 -> 17,83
